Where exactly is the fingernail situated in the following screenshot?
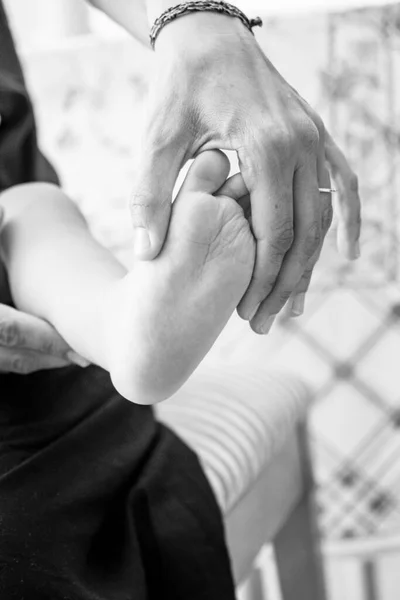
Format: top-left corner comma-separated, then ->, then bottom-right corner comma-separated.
291,293 -> 305,317
67,351 -> 91,368
261,315 -> 276,335
134,228 -> 150,257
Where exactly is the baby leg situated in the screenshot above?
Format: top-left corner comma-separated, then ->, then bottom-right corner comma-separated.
106,151 -> 255,404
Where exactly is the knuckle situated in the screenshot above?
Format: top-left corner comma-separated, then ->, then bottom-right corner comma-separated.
129,191 -> 152,229
278,290 -> 293,305
304,266 -> 314,280
303,222 -> 321,258
257,278 -> 276,299
322,203 -> 334,231
130,187 -> 170,221
266,125 -> 294,159
299,120 -> 320,153
270,222 -> 295,254
298,269 -> 313,293
130,190 -> 151,211
0,319 -> 20,347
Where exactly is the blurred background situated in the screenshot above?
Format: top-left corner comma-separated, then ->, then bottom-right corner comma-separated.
4,0 -> 400,598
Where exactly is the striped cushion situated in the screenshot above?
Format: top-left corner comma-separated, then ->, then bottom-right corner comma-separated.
155,365 -> 311,514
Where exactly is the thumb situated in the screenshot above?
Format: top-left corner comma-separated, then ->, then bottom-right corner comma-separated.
130,145 -> 186,261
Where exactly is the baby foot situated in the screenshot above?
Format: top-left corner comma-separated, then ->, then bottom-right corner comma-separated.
105,151 -> 255,404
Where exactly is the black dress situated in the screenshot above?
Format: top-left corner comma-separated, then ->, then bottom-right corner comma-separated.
0,5 -> 236,599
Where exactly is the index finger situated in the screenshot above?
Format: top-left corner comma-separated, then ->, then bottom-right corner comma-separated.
325,131 -> 361,260
0,304 -> 88,366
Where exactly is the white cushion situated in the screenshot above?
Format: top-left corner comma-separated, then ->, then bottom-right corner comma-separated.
155,365 -> 311,513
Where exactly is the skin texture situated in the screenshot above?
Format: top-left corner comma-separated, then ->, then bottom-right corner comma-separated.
0,1 -> 361,373
0,208 -> 89,373
129,12 -> 361,334
107,150 -> 256,403
1,153 -> 255,403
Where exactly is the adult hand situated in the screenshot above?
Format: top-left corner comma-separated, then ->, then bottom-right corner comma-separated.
130,13 -> 361,333
0,209 -> 89,374
218,130 -> 359,329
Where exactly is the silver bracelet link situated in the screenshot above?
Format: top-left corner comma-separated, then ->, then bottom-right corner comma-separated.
149,1 -> 262,49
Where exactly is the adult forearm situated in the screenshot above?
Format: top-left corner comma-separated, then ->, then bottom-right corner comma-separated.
0,184 -> 126,368
86,0 -> 242,46
86,0 -> 149,45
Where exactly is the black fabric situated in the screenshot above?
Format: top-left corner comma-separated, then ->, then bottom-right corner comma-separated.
0,367 -> 236,599
0,4 -> 236,598
0,1 -> 59,190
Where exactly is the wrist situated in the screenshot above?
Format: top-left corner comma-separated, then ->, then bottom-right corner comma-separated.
147,0 -> 241,27
153,11 -> 253,59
